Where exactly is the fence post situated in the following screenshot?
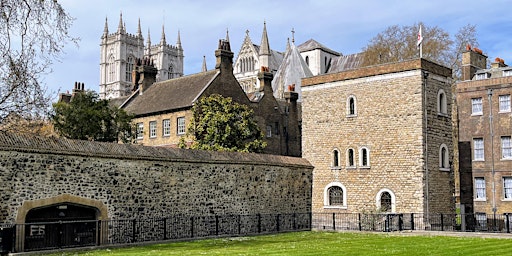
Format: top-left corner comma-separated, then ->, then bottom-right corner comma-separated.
410,213 -> 414,230
441,214 -> 444,231
238,215 -> 241,235
190,216 -> 194,238
96,220 -> 101,246
276,214 -> 280,232
163,218 -> 167,240
399,214 -> 403,231
332,213 -> 336,231
257,214 -> 261,233
293,213 -> 297,230
358,213 -> 362,231
506,213 -> 510,233
132,219 -> 136,243
215,216 -> 219,236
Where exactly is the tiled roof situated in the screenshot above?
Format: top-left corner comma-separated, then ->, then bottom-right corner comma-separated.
297,39 -> 340,56
328,52 -> 364,73
122,70 -> 219,116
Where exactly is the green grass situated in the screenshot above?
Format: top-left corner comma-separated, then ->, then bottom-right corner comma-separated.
41,231 -> 512,256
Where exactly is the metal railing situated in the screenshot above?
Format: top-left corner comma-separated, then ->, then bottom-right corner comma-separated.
1,213 -> 311,253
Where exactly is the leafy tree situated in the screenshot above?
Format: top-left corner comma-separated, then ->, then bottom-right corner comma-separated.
0,0 -> 77,121
51,91 -> 134,143
181,94 -> 266,153
362,22 -> 478,80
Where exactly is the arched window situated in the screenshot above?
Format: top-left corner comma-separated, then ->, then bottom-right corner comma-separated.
439,144 -> 450,170
305,56 -> 309,66
438,89 -> 447,115
360,147 -> 370,167
168,66 -> 174,79
332,149 -> 340,168
125,56 -> 134,82
324,182 -> 347,208
347,148 -> 355,167
376,189 -> 396,212
107,55 -> 115,83
347,95 -> 357,116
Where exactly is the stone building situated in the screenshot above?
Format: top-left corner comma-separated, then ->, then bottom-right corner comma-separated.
120,36 -> 301,157
99,14 -> 184,99
301,58 -> 454,215
457,46 -> 512,218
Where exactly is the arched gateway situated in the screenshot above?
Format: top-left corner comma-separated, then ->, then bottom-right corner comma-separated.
15,194 -> 108,252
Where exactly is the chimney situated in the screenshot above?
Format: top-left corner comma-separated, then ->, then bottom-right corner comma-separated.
132,57 -> 157,95
491,57 -> 507,69
215,39 -> 234,73
461,45 -> 487,80
284,89 -> 300,156
257,66 -> 274,94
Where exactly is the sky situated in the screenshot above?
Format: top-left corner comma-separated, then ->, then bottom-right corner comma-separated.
45,0 -> 512,99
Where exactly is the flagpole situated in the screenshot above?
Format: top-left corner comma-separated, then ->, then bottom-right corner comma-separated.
418,25 -> 423,58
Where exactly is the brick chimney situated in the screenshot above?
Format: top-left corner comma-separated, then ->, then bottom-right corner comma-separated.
215,39 -> 234,73
257,66 -> 274,94
284,89 -> 300,156
462,45 -> 487,80
491,57 -> 507,69
132,58 -> 157,95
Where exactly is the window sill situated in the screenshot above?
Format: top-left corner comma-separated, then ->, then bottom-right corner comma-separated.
473,159 -> 485,162
330,166 -> 342,170
498,110 -> 511,114
501,198 -> 512,202
437,112 -> 449,117
346,166 -> 356,170
346,114 -> 357,118
323,205 -> 347,209
359,166 -> 371,169
471,113 -> 483,116
163,135 -> 171,137
439,167 -> 450,172
474,199 -> 487,202
501,158 -> 512,161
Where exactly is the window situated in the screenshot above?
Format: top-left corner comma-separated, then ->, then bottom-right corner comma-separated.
503,70 -> 512,77
471,98 -> 483,115
149,121 -> 157,138
475,213 -> 487,230
504,177 -> 512,199
437,89 -> 447,115
502,136 -> 512,159
324,182 -> 346,208
376,189 -> 395,213
476,73 -> 489,80
168,66 -> 174,79
136,122 -> 144,139
475,177 -> 486,200
107,54 -> 115,83
274,122 -> 280,136
163,119 -> 171,136
473,138 -> 484,161
332,149 -> 340,168
266,125 -> 272,138
360,147 -> 370,167
347,95 -> 357,116
126,56 -> 134,82
347,148 -> 355,168
499,95 -> 511,112
305,56 -> 309,66
177,117 -> 186,135
439,144 -> 450,170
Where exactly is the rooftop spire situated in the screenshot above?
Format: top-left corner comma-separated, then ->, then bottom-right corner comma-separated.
176,30 -> 182,49
137,18 -> 142,38
117,12 -> 124,33
286,37 -> 290,52
202,55 -> 207,72
226,28 -> 230,42
102,17 -> 109,38
259,21 -> 270,56
291,28 -> 295,44
146,28 -> 151,55
160,24 -> 167,45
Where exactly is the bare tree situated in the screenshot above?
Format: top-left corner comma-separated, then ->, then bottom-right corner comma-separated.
0,0 -> 77,122
362,22 -> 478,80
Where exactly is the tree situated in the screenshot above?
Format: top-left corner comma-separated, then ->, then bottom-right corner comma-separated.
51,91 -> 134,143
362,22 -> 478,80
181,94 -> 266,153
0,0 -> 77,121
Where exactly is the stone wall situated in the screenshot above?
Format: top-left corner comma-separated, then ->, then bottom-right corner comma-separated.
0,132 -> 312,223
302,59 -> 454,214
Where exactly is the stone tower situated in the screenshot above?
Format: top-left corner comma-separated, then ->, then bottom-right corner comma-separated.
99,13 -> 184,99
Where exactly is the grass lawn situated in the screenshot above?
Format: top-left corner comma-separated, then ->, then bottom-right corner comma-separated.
42,231 -> 512,256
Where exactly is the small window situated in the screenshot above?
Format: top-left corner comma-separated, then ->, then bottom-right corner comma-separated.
305,56 -> 309,66
503,70 -> 512,77
149,121 -> 157,138
376,189 -> 395,213
266,125 -> 272,138
177,117 -> 186,135
437,89 -> 447,115
274,122 -> 280,136
502,136 -> 512,159
476,73 -> 489,80
473,138 -> 484,161
504,177 -> 512,199
471,98 -> 483,115
347,148 -> 355,168
136,122 -> 144,139
475,212 -> 487,229
499,95 -> 511,113
163,119 -> 171,137
328,186 -> 343,206
347,95 -> 357,116
439,144 -> 450,170
332,149 -> 340,168
475,177 -> 486,200
360,147 -> 370,167
324,182 -> 347,208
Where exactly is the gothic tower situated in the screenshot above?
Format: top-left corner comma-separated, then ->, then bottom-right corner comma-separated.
99,14 -> 184,99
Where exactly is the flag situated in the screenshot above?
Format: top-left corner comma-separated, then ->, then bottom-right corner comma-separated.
417,25 -> 423,47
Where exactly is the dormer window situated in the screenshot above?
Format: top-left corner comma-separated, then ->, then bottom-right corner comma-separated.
503,70 -> 512,77
476,73 -> 489,80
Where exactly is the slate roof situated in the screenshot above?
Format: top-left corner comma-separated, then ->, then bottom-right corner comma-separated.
272,43 -> 313,101
122,70 -> 219,116
252,44 -> 284,72
328,52 -> 364,73
297,39 -> 340,56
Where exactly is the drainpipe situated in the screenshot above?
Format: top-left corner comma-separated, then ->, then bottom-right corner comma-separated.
423,71 -> 430,220
487,89 -> 497,225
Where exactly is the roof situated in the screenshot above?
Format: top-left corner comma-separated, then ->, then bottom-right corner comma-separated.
328,52 -> 364,73
122,70 -> 219,116
272,43 -> 313,101
297,39 -> 340,56
252,44 -> 284,72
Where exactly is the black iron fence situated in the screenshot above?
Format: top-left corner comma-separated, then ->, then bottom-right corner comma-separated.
312,212 -> 512,233
0,213 -> 311,254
